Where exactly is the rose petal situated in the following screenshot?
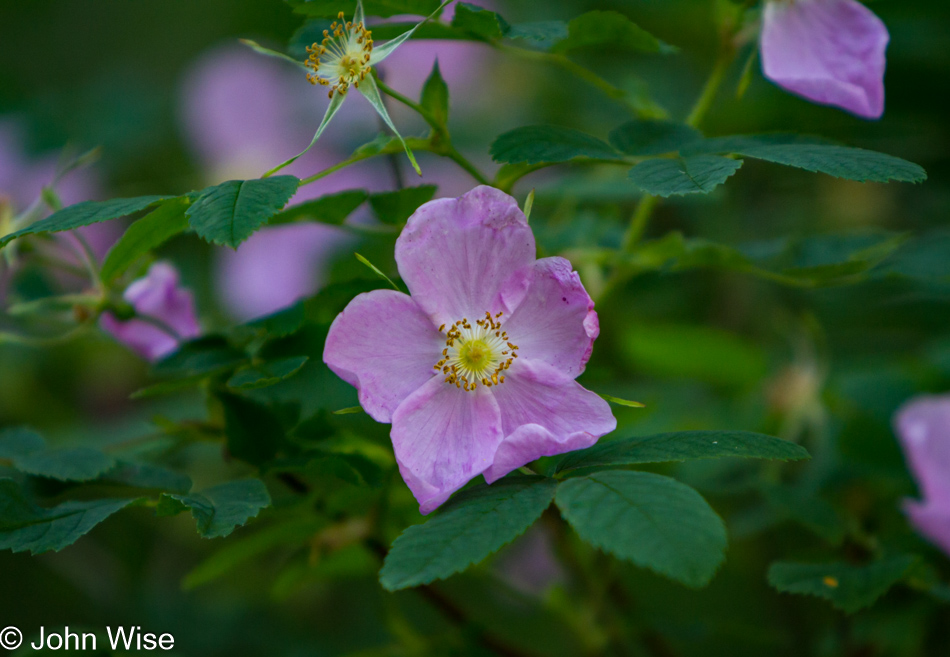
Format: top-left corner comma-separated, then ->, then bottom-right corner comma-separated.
895,395 -> 950,506
391,376 -> 503,514
905,499 -> 950,557
761,0 -> 888,119
395,186 -> 535,326
483,359 -> 616,483
497,257 -> 599,378
324,289 -> 444,423
100,262 -> 201,362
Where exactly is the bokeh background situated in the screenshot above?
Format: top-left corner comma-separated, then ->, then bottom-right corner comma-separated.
0,1 -> 948,655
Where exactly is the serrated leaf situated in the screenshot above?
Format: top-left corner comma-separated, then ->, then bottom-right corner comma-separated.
14,448 -> 117,482
608,120 -> 702,156
0,478 -> 136,554
218,392 -> 286,465
556,431 -> 809,474
380,476 -> 557,591
227,356 -> 310,390
628,156 -> 742,196
100,197 -> 191,281
1,195 -> 172,248
552,10 -> 671,55
0,427 -> 45,459
420,61 -> 449,126
507,21 -> 569,46
555,471 -> 726,587
289,0 -> 440,18
186,176 -> 300,248
491,125 -> 622,165
369,186 -> 437,225
158,479 -> 271,539
768,556 -> 918,613
684,136 -> 927,183
451,3 -> 510,40
269,189 -> 367,226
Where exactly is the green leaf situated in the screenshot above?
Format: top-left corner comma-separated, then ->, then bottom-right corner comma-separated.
369,185 -> 437,225
684,136 -> 927,183
227,356 -> 310,390
420,61 -> 449,126
380,476 -> 557,591
15,448 -> 116,482
608,120 -> 702,156
628,156 -> 742,196
555,471 -> 726,587
0,478 -> 135,554
451,2 -> 510,40
552,10 -> 671,55
598,394 -> 646,409
768,557 -> 918,613
763,485 -> 845,545
619,322 -> 767,386
186,177 -> 300,248
1,195 -> 172,248
289,0 -> 441,18
0,427 -> 45,459
183,517 -> 327,589
218,392 -> 286,465
100,197 -> 191,281
269,189 -> 367,226
556,431 -> 809,474
158,479 -> 271,539
491,125 -> 622,165
99,462 -> 192,494
507,21 -> 569,46
243,302 -> 307,339
152,336 -> 246,379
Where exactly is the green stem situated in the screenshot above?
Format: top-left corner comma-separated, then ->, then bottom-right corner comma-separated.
620,194 -> 659,253
685,42 -> 734,129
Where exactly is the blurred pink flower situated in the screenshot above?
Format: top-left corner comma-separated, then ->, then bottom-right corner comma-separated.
100,262 -> 201,362
760,0 -> 888,119
494,524 -> 565,596
894,395 -> 950,556
324,187 -> 615,514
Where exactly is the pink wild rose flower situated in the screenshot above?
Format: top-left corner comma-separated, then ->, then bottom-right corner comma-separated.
894,395 -> 950,557
760,0 -> 889,119
323,186 -> 616,514
100,262 -> 201,362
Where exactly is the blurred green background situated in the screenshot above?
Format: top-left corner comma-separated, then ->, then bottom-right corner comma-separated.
0,1 -> 948,655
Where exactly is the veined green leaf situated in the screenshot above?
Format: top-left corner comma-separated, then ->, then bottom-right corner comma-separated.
380,476 -> 557,590
187,176 -> 300,248
101,197 -> 191,281
556,471 -> 726,587
491,125 -> 622,165
628,156 -> 742,196
552,10 -> 672,55
227,356 -> 310,390
609,120 -> 702,156
157,479 -> 271,539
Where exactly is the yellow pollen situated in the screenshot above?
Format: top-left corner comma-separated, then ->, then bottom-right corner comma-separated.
434,311 -> 518,392
304,11 -> 374,97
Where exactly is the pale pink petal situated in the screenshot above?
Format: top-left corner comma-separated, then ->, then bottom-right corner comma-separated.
100,262 -> 201,362
483,359 -> 615,483
391,377 -> 503,514
905,500 -> 950,557
323,289 -> 444,423
395,186 -> 535,326
496,257 -> 599,378
761,0 -> 888,119
895,395 -> 950,507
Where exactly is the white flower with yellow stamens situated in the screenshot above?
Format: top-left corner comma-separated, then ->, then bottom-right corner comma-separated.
243,0 -> 449,178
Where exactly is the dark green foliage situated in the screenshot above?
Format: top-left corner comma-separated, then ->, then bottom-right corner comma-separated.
186,176 -> 299,248
628,156 -> 743,196
157,479 -> 271,539
491,125 -> 622,165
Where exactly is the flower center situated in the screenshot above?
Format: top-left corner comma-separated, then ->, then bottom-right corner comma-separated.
434,312 -> 519,392
305,12 -> 373,98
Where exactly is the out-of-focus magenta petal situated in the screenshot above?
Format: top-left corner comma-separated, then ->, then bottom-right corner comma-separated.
395,185 -> 535,326
100,262 -> 201,362
391,376 -> 503,514
904,500 -> 950,557
324,289 -> 444,422
482,359 -> 615,483
761,0 -> 888,119
496,257 -> 599,378
895,395 -> 950,506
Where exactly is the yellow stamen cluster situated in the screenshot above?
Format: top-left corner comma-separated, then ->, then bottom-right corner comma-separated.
305,11 -> 373,98
433,311 -> 519,392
